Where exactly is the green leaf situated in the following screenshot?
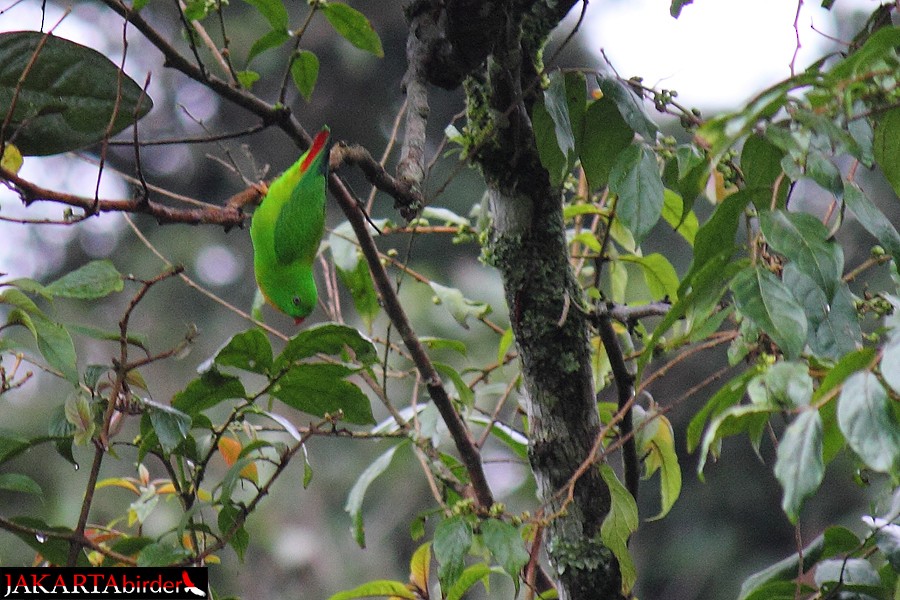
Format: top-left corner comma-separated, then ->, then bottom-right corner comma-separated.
532,99 -> 568,186
136,542 -> 191,567
747,361 -> 813,409
580,96 -> 634,191
670,0 -> 693,17
327,580 -> 416,600
419,337 -> 467,357
741,133 -> 787,206
45,260 -> 124,299
599,463 -> 638,594
68,324 -> 148,351
146,400 -> 191,455
0,31 -> 153,156
433,362 -> 474,406
275,322 -> 378,370
321,2 -> 384,58
480,519 -> 529,585
336,260 -> 380,328
882,336 -> 900,396
681,189 -> 755,295
214,328 -> 273,375
544,70 -> 576,160
822,525 -> 861,558
804,151 -> 843,198
760,210 -> 843,300
731,266 -> 807,360
9,517 -> 90,566
774,410 -> 824,523
172,369 -> 246,416
1,287 -> 43,315
65,390 -> 95,445
445,564 -> 492,600
291,50 -> 319,102
345,443 -> 403,548
619,253 -> 679,301
844,181 -> 900,265
429,282 -> 491,329
609,144 -> 664,245
697,403 -> 775,477
497,327 -> 515,363
814,558 -> 881,590
661,188 -> 698,246
687,366 -> 761,453
236,70 -> 260,89
874,106 -> 900,197
0,473 -> 42,496
421,206 -> 471,227
247,29 -> 290,64
837,372 -> 900,473
469,415 -> 528,459
271,363 -> 374,424
32,315 -> 78,384
597,76 -> 657,141
218,503 -> 250,562
738,534 -> 825,600
633,408 -> 681,521
433,515 -> 474,586
242,0 -> 289,30
786,265 -> 861,360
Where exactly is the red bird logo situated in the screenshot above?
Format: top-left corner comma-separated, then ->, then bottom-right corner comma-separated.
181,571 -> 206,598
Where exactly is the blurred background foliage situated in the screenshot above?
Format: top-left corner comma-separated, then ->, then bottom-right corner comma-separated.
0,1 -> 895,598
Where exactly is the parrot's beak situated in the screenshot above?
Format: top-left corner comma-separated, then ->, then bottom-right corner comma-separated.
294,317 -> 305,325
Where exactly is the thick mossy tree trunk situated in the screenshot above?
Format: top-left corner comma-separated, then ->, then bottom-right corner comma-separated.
412,1 -> 622,598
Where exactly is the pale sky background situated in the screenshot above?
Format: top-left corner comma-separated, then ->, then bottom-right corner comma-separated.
0,0 -> 880,280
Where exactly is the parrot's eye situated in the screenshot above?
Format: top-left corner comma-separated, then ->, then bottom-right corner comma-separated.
292,296 -> 301,307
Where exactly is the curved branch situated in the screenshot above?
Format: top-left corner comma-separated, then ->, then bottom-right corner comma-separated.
330,142 -> 423,220
1,167 -> 250,228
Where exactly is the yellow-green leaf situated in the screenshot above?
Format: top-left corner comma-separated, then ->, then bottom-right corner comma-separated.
599,463 -> 638,594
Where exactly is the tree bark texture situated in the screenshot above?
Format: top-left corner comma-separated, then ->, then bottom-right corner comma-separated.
415,1 -> 623,598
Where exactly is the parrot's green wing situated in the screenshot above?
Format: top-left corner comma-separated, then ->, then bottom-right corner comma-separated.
272,129 -> 331,265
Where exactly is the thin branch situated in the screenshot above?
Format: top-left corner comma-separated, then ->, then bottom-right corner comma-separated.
331,142 -> 424,220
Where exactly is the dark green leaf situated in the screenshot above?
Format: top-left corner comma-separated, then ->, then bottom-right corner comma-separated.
291,50 -> 319,102
321,2 -> 384,58
48,405 -> 76,466
786,265 -> 861,360
670,0 -> 693,17
0,32 -> 153,156
146,400 -> 191,455
242,0 -> 288,30
109,536 -> 154,557
345,443 -> 403,548
838,372 -> 900,473
218,503 -> 250,561
565,71 -> 587,156
741,133 -> 787,207
731,266 -> 807,359
481,519 -> 529,586
0,287 -> 42,315
822,525 -> 861,558
275,322 -> 377,370
697,403 -> 776,476
580,96 -> 633,190
0,473 -> 42,496
247,29 -> 291,64
136,542 -> 191,567
433,515 -> 473,586
774,410 -> 824,523
336,260 -> 380,328
544,70 -> 576,159
845,181 -> 900,265
681,189 -> 755,296
804,151 -> 844,198
760,210 -> 844,300
214,328 -> 273,375
270,363 -> 374,424
532,99 -> 568,186
738,534 -> 824,600
10,517 -> 90,566
687,366 -> 761,452
609,144 -> 664,245
46,260 -> 123,299
172,369 -> 246,416
830,27 -> 900,80
32,315 -> 78,384
597,76 -> 657,141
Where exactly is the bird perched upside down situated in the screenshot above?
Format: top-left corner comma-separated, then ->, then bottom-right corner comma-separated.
250,126 -> 331,324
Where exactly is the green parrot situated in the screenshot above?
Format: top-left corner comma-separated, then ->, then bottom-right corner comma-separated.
251,126 -> 331,324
